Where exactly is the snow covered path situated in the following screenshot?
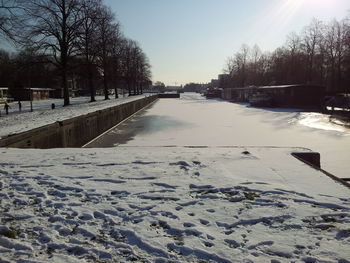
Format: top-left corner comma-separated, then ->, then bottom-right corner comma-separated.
0,95 -> 148,139
93,93 -> 350,178
0,147 -> 349,262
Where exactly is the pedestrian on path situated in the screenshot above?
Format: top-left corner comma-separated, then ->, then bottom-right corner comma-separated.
4,102 -> 10,115
18,101 -> 22,112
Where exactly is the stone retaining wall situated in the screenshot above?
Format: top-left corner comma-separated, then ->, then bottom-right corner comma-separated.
0,95 -> 158,148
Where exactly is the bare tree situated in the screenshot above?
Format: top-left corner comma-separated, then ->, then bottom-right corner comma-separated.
131,43 -> 142,95
135,50 -> 151,94
226,44 -> 250,87
249,44 -> 262,85
0,0 -> 25,41
108,28 -> 125,98
95,5 -> 116,100
222,14 -> 350,93
0,48 -> 13,86
285,32 -> 303,83
21,0 -> 83,106
343,13 -> 350,92
335,20 -> 348,91
325,20 -> 339,90
77,0 -> 102,102
301,19 -> 324,83
121,39 -> 137,96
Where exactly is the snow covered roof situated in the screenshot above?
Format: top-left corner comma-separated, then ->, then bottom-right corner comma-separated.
259,84 -> 324,89
24,88 -> 55,91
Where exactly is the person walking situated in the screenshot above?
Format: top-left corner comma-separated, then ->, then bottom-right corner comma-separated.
18,101 -> 22,112
4,102 -> 10,115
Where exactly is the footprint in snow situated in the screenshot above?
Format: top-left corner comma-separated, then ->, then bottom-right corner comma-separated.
161,211 -> 178,219
152,183 -> 177,189
78,213 -> 94,221
170,161 -> 190,167
93,211 -> 107,219
91,179 -> 126,184
203,241 -> 214,247
169,161 -> 191,171
224,239 -> 241,248
47,190 -> 67,198
199,219 -> 210,225
183,222 -> 196,228
207,234 -> 215,240
111,190 -> 130,197
241,151 -> 259,160
247,241 -> 274,250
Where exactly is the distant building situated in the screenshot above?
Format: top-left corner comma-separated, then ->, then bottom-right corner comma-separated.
218,74 -> 229,81
222,84 -> 325,109
183,83 -> 207,93
0,87 -> 11,104
222,86 -> 256,102
11,88 -> 54,101
218,74 -> 230,89
166,86 -> 183,91
210,79 -> 219,88
258,85 -> 325,109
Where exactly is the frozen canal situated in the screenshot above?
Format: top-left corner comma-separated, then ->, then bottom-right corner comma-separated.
87,93 -> 350,178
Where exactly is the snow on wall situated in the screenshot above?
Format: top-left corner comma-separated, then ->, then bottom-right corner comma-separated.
0,95 -> 152,139
0,95 -> 158,148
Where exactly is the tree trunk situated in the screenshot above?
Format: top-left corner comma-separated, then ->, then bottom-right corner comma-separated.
114,86 -> 118,99
133,80 -> 136,95
88,65 -> 95,102
62,67 -> 69,106
136,82 -> 139,95
337,56 -> 342,92
114,75 -> 119,98
61,52 -> 70,106
127,79 -> 131,96
103,71 -> 109,100
61,1 -> 70,106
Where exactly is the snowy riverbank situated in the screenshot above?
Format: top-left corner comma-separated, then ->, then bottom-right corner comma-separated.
0,95 -> 148,139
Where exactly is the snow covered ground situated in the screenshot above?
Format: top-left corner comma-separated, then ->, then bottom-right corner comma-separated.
0,147 -> 349,262
0,94 -> 147,139
1,92 -> 350,262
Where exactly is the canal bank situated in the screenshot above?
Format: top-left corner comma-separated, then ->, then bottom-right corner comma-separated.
0,95 -> 158,148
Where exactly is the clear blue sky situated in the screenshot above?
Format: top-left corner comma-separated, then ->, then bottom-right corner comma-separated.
105,0 -> 349,85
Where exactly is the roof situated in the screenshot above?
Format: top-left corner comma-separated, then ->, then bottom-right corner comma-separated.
258,84 -> 324,90
225,86 -> 257,91
24,88 -> 55,91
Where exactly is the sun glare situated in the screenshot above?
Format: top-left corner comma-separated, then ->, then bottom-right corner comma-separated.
295,0 -> 335,8
247,0 -> 338,46
246,0 -> 303,45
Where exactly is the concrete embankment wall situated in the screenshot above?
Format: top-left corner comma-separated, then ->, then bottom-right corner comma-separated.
0,95 -> 158,149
